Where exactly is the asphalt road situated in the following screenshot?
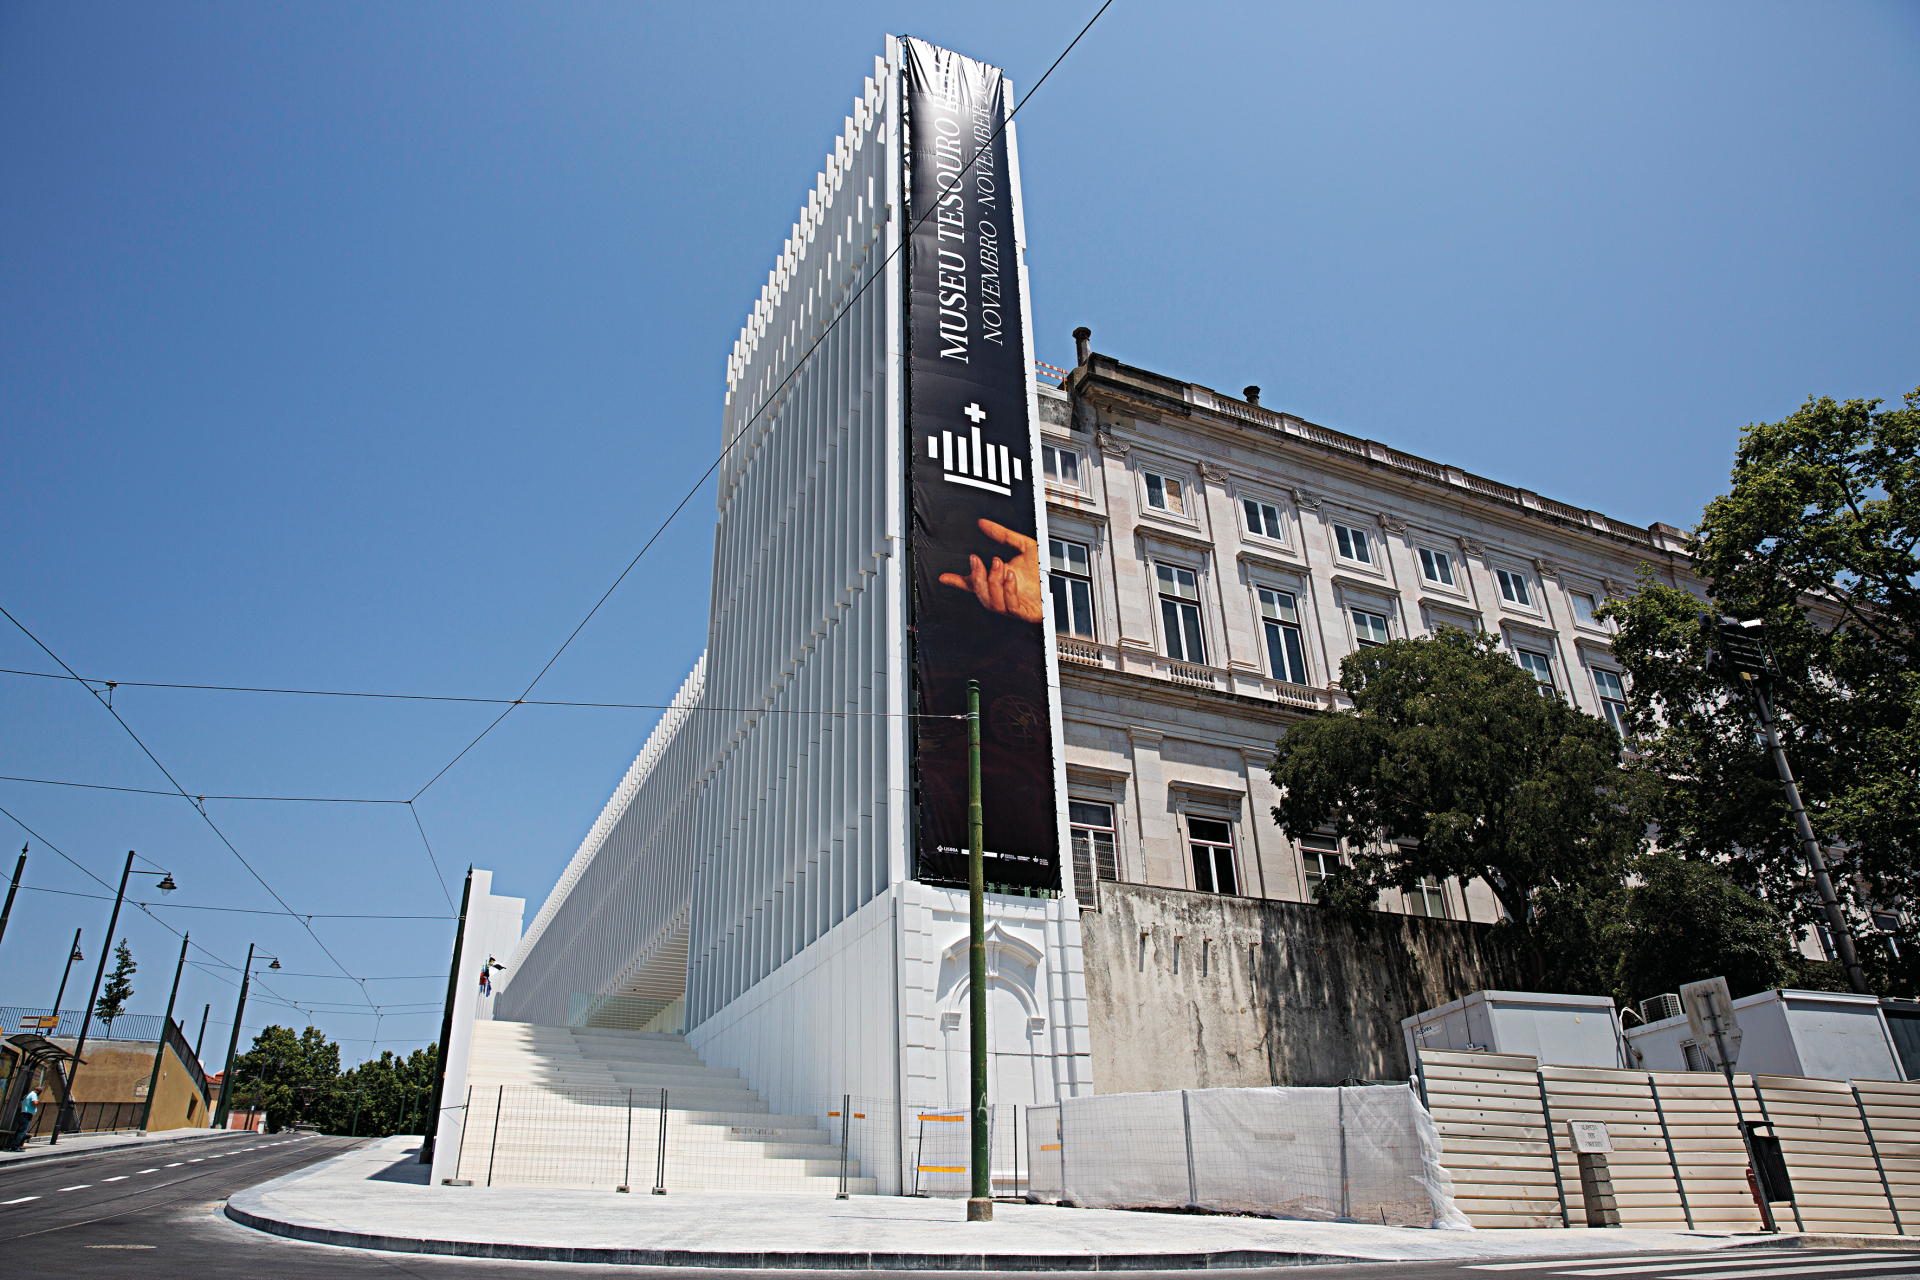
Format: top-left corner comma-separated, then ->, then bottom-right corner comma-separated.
1,1134 -> 1910,1279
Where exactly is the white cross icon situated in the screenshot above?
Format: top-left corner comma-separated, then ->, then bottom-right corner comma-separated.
963,402 -> 987,424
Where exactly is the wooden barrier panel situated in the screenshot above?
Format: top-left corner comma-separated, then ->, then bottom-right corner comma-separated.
1420,1049 -> 1562,1229
1420,1050 -> 1918,1232
1853,1078 -> 1919,1234
1754,1074 -> 1903,1235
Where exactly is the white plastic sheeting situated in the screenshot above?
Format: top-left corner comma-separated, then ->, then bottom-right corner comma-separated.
1024,1085 -> 1470,1229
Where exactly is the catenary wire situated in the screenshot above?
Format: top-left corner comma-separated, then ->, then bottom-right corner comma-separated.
0,605 -> 381,1016
0,804 -> 320,1021
2,667 -> 967,716
403,1 -> 1115,803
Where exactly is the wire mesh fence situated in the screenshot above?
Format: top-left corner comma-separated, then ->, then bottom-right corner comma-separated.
1022,1085 -> 1466,1227
447,1085 -> 897,1195
18,1100 -> 146,1139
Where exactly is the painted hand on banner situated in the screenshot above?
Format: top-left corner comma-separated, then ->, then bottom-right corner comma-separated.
939,519 -> 1043,623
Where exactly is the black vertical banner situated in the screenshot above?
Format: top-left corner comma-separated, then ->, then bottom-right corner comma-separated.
904,38 -> 1058,892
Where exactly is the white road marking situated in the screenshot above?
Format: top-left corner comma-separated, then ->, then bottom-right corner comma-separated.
3,1196 -> 40,1204
59,1184 -> 90,1191
187,1158 -> 202,1162
1564,1255 -> 1898,1277
103,1175 -> 128,1181
164,1162 -> 183,1167
1677,1262 -> 1920,1280
135,1168 -> 157,1174
1471,1257 -> 1804,1272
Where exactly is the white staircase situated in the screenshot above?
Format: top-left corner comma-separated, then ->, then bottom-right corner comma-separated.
453,1021 -> 875,1194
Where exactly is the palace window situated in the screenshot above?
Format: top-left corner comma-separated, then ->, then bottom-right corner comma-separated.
1242,498 -> 1285,541
1188,818 -> 1238,896
1570,591 -> 1600,627
1042,443 -> 1081,487
1333,523 -> 1373,565
1144,471 -> 1186,516
1156,563 -> 1206,663
1407,876 -> 1448,919
1069,800 -> 1118,902
1258,587 -> 1310,685
1593,667 -> 1628,735
1300,832 -> 1343,896
1495,568 -> 1532,607
1419,547 -> 1455,586
1048,538 -> 1095,639
1352,608 -> 1390,648
1516,647 -> 1556,698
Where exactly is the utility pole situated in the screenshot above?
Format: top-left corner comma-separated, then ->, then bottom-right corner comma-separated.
141,932 -> 190,1133
54,851 -> 134,1145
195,1004 -> 210,1060
966,679 -> 991,1222
1702,615 -> 1869,994
0,846 -> 25,954
214,943 -> 255,1129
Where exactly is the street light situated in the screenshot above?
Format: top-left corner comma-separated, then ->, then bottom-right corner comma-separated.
1700,613 -> 1869,995
56,852 -> 177,1144
214,949 -> 278,1130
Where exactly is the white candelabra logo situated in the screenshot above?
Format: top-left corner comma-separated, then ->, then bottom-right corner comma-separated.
927,402 -> 1022,497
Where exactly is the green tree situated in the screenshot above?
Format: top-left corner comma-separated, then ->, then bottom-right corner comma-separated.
1610,849 -> 1796,1010
317,1045 -> 438,1138
1267,628 -> 1646,985
94,939 -> 136,1038
1602,388 -> 1919,990
229,1025 -> 341,1133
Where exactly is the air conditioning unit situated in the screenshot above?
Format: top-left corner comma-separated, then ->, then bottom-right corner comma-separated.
1641,993 -> 1684,1023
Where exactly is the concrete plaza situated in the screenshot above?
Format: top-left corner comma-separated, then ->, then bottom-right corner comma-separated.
222,1135 -> 1904,1270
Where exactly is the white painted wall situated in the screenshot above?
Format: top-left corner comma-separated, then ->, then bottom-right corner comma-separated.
429,868 -> 516,1185
471,891 -> 524,1023
686,880 -> 1091,1195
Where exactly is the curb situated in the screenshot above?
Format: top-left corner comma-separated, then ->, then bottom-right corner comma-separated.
1777,1234 -> 1920,1251
0,1128 -> 253,1177
223,1203 -> 1364,1271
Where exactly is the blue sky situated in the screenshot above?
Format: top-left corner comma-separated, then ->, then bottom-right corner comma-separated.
3,2 -> 1915,1065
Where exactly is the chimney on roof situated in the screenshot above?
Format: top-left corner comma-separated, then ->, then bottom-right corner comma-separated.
1244,386 -> 1261,406
1073,327 -> 1092,367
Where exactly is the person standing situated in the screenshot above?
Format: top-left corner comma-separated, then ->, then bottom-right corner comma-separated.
11,1085 -> 39,1151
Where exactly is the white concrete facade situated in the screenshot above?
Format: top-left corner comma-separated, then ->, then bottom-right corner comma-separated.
495,41 -> 1090,1193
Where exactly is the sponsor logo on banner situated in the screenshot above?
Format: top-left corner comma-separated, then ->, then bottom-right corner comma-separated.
903,38 -> 1058,892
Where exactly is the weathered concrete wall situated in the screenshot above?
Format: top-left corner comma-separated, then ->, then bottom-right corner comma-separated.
1083,883 -> 1527,1091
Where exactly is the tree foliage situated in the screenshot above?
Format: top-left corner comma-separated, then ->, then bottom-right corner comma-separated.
1601,388 -> 1919,987
94,939 -> 136,1037
1268,629 -> 1646,984
226,1025 -> 437,1136
1610,849 -> 1796,1009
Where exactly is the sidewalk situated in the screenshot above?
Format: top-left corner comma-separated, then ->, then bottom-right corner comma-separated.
226,1136 -> 1901,1271
1,1125 -> 249,1171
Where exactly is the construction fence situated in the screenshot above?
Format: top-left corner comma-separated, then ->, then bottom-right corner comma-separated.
1417,1048 -> 1920,1234
447,1085 -> 896,1195
1007,1085 -> 1467,1227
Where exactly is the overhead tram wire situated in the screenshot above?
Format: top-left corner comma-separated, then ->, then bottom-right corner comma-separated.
403,0 -> 1117,804
0,605 -> 382,1018
2,668 -> 967,716
9,882 -> 452,919
0,802 -> 321,1022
